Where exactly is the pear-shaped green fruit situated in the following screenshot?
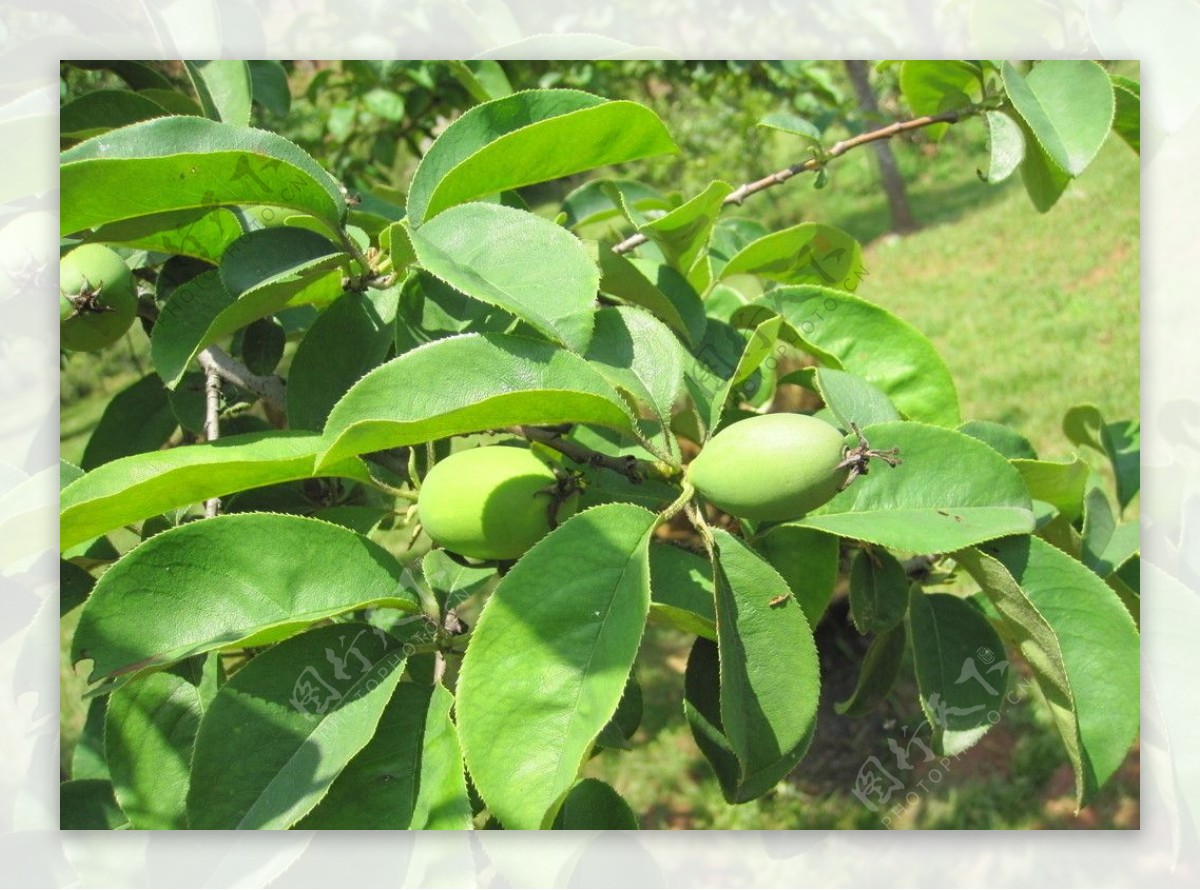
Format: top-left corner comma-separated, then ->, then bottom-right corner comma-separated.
418,446 -> 578,560
60,244 -> 138,352
687,413 -> 847,521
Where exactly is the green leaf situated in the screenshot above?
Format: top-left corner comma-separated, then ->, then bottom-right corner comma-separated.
60,89 -> 170,141
552,778 -> 639,829
1063,405 -> 1140,511
648,542 -> 715,639
362,87 -> 405,121
105,671 -> 204,828
72,513 -> 420,681
240,316 -> 286,376
60,779 -> 129,829
319,333 -> 635,470
152,238 -> 346,388
907,589 -> 1007,755
682,636 -> 741,800
899,61 -> 980,140
186,60 -> 252,126
836,623 -> 908,717
783,367 -> 902,430
981,110 -> 1025,184
87,207 -> 245,263
1003,61 -> 1114,176
705,314 -> 782,432
457,504 -> 656,829
635,180 -> 732,281
562,179 -> 672,230
849,548 -> 909,634
72,695 -> 108,780
409,202 -> 597,349
584,306 -> 685,431
138,88 -> 204,117
958,420 -> 1038,460
683,319 -> 760,441
408,90 -> 677,224
61,117 -> 346,236
1017,117 -> 1072,212
956,536 -> 1139,806
61,560 -> 95,616
248,60 -> 291,117
1012,456 -> 1089,521
68,60 -> 174,91
1110,74 -> 1139,154
187,622 -> 407,829
598,249 -> 706,347
80,374 -> 178,471
757,112 -> 822,147
752,525 -> 838,630
595,674 -> 643,751
791,421 -> 1036,552
718,222 -> 865,292
60,430 -> 373,554
288,289 -> 398,431
1081,486 -> 1140,581
87,207 -> 247,262
734,286 -> 961,427
710,529 -> 820,802
445,59 -> 513,103
298,682 -> 472,829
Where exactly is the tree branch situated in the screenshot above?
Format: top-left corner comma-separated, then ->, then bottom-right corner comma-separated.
199,355 -> 222,518
611,109 -> 964,255
197,344 -> 287,416
507,425 -> 680,484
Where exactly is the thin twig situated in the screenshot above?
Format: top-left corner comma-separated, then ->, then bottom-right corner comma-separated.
611,110 -> 964,255
199,354 -> 222,518
138,299 -> 287,416
197,344 -> 287,416
507,425 -> 680,483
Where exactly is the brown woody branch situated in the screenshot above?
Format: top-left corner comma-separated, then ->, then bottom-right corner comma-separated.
611,110 -> 964,255
507,425 -> 679,484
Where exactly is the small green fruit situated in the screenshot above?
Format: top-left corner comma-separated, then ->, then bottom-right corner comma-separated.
417,446 -> 578,560
687,413 -> 847,521
59,244 -> 138,352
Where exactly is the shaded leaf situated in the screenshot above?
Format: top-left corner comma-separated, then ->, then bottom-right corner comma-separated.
298,683 -> 472,829
752,525 -> 838,630
836,623 -> 908,717
908,589 -> 1007,754
552,778 -> 639,829
187,623 -> 406,828
711,529 -> 820,802
849,547 -> 909,634
648,542 -> 715,639
80,374 -> 177,471
718,222 -> 864,292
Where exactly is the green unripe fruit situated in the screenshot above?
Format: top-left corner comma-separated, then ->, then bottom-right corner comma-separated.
417,446 -> 578,560
687,413 -> 847,521
59,244 -> 138,352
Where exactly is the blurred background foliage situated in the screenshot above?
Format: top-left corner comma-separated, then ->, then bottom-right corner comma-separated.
59,59 -> 1139,829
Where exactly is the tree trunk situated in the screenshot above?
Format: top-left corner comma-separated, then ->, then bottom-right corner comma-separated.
844,60 -> 918,235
